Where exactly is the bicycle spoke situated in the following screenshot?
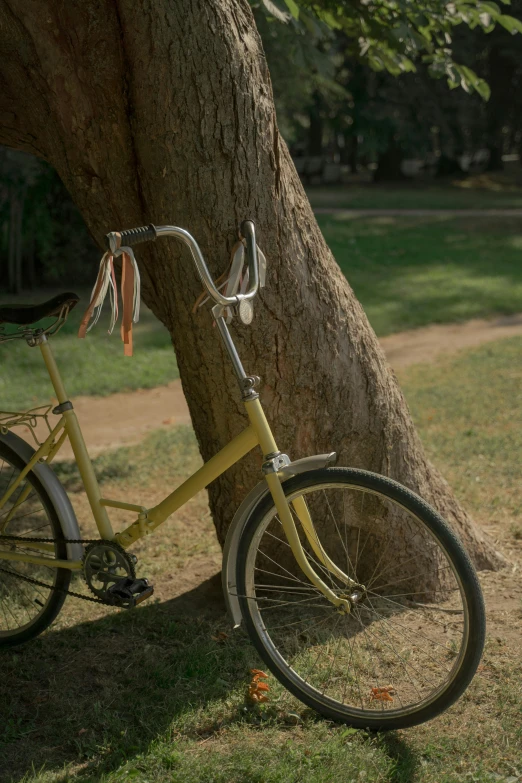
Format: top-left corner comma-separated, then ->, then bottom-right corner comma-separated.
362,601 -> 438,695
256,550 -> 315,589
322,490 -> 356,579
370,564 -> 453,594
363,594 -> 462,654
365,588 -> 462,633
352,607 -> 416,711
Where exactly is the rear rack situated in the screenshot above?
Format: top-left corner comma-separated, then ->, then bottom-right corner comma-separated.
0,405 -> 53,447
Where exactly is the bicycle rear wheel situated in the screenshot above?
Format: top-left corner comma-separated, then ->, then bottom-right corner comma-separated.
0,440 -> 70,647
236,468 -> 486,730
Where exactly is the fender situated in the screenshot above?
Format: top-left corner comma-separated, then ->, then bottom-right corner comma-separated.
222,452 -> 336,627
0,431 -> 84,562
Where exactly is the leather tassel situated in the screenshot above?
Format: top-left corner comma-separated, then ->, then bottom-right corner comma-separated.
120,252 -> 135,357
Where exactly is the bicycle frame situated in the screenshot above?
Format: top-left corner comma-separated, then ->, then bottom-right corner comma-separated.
0,240 -> 355,612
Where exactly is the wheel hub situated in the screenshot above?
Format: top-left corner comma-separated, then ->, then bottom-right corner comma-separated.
335,584 -> 367,614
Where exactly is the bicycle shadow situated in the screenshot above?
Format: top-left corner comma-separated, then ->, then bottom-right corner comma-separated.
0,573 -> 251,782
0,572 -> 421,783
378,732 -> 419,783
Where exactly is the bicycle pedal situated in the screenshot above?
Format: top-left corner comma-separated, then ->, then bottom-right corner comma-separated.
106,576 -> 154,608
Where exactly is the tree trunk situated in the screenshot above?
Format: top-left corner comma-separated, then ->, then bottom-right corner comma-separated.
0,0 -> 505,575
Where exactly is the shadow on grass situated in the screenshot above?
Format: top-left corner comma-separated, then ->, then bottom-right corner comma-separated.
0,569 -> 425,783
317,214 -> 522,335
378,732 -> 419,783
0,574 -> 248,782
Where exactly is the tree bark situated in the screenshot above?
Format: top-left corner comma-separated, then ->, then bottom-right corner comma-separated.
0,0 -> 505,574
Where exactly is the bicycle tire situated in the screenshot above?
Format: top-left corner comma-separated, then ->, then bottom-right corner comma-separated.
0,440 -> 71,647
236,467 -> 486,730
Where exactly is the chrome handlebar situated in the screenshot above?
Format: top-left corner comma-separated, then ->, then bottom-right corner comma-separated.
105,220 -> 259,308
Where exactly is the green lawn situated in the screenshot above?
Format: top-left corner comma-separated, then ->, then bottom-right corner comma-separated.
1,335 -> 521,783
0,292 -> 179,409
306,175 -> 522,211
399,334 -> 522,527
317,214 -> 522,335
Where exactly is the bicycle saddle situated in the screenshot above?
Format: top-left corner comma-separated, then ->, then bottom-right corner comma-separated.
0,292 -> 80,325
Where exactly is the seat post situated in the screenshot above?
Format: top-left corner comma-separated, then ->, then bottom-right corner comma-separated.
38,334 -> 69,404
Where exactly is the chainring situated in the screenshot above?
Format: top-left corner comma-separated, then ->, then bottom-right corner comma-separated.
83,540 -> 136,601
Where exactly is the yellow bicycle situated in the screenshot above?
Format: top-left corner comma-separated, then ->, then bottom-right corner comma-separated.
0,220 -> 485,729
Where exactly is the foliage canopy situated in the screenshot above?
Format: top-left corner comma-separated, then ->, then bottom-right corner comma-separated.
255,0 -> 522,99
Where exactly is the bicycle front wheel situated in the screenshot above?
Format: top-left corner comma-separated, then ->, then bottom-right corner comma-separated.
236,468 -> 486,730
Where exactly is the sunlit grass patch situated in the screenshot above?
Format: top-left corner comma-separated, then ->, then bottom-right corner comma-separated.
317,215 -> 522,335
398,335 -> 522,530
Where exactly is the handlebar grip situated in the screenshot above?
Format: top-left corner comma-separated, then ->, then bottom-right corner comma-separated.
105,224 -> 157,252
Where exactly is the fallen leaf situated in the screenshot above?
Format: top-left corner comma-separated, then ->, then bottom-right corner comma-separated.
370,686 -> 395,702
247,669 -> 271,704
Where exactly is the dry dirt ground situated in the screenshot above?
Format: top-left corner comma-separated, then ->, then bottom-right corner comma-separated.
380,311 -> 522,369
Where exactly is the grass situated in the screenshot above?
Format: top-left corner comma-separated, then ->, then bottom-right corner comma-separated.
317,214 -> 522,335
306,171 -> 522,211
1,336 -> 521,783
398,334 -> 522,536
0,291 -> 179,410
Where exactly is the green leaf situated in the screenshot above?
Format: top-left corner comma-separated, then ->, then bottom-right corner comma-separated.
474,78 -> 491,100
477,1 -> 501,14
453,64 -> 491,100
341,728 -> 359,738
259,0 -> 291,22
283,0 -> 299,20
316,9 -> 342,30
497,13 -> 522,32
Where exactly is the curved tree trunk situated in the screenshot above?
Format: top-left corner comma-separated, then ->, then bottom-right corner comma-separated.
0,0 -> 505,574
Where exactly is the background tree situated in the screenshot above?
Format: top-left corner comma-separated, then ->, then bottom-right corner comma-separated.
257,0 -> 522,176
0,0 -> 514,578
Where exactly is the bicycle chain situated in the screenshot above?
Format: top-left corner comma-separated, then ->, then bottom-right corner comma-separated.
0,534 -> 118,605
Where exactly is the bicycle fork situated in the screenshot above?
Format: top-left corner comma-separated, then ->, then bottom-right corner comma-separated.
244,398 -> 356,614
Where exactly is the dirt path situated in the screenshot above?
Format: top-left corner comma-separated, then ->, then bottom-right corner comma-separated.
380,311 -> 522,369
14,312 -> 522,458
13,380 -> 192,460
